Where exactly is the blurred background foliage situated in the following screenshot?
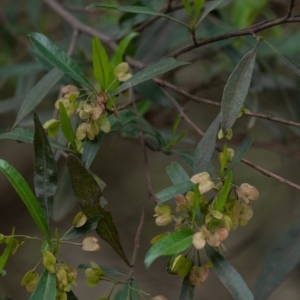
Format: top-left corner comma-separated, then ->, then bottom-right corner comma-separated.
1,0 -> 300,299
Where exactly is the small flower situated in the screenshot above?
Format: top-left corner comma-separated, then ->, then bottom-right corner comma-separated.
236,183 -> 259,203
21,270 -> 39,292
114,62 -> 132,82
76,122 -> 95,140
189,265 -> 209,286
154,205 -> 172,226
42,250 -> 56,274
61,85 -> 80,97
85,261 -> 104,287
72,212 -> 87,228
82,237 -> 100,251
190,172 -> 214,194
43,119 -> 60,137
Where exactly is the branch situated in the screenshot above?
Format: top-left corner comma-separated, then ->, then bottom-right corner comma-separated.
166,15 -> 300,58
161,87 -> 300,192
287,0 -> 296,18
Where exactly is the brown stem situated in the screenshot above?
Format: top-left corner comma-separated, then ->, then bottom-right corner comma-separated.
161,87 -> 300,192
287,0 -> 296,18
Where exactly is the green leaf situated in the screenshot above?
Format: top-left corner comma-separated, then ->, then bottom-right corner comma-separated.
0,160 -> 51,245
111,58 -> 189,96
179,276 -> 195,300
193,0 -> 205,24
221,42 -> 259,133
66,154 -> 130,266
156,181 -> 194,204
33,112 -> 58,224
214,171 -> 232,212
182,0 -> 191,17
0,128 -> 72,152
62,215 -> 103,241
197,0 -> 229,24
144,229 -> 193,268
193,113 -> 220,174
13,68 -> 63,128
0,228 -> 15,273
166,162 -> 190,185
225,136 -> 253,174
87,4 -> 189,28
59,102 -> 76,150
78,264 -> 127,276
29,270 -> 56,300
92,37 -> 112,91
264,40 -> 300,77
108,110 -> 136,131
81,134 -> 102,169
254,220 -> 300,300
28,32 -> 94,91
206,246 -> 254,300
111,32 -> 139,69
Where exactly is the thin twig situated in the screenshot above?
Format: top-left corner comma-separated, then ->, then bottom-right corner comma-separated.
161,87 -> 300,192
166,15 -> 300,58
244,112 -> 300,128
287,0 -> 296,18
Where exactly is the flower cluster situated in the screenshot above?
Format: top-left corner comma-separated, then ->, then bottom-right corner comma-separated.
21,250 -> 77,298
152,147 -> 259,289
43,62 -> 132,153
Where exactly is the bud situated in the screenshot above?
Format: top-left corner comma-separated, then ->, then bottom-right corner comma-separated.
155,214 -> 173,226
97,115 -> 111,133
175,194 -> 187,211
61,85 -> 80,97
76,122 -> 95,141
153,296 -> 169,300
214,228 -> 229,242
154,205 -> 172,226
85,261 -> 104,287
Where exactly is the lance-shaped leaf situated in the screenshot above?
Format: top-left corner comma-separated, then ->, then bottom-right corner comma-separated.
59,102 -> 76,150
0,128 -> 73,152
111,32 -> 139,69
156,181 -> 194,204
111,58 -> 189,96
0,228 -> 15,273
193,0 -> 205,24
81,134 -> 102,169
144,229 -> 193,268
13,68 -> 63,128
92,37 -> 112,91
166,162 -> 190,185
179,276 -> 195,300
193,113 -> 220,174
197,0 -> 229,24
66,154 -> 130,266
87,4 -> 189,28
28,33 -> 94,91
0,160 -> 51,245
206,246 -> 254,300
255,220 -> 300,300
29,270 -> 56,300
33,112 -> 58,223
221,42 -> 259,133
62,215 -> 103,241
225,136 -> 253,174
264,40 -> 300,77
214,171 -> 233,212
